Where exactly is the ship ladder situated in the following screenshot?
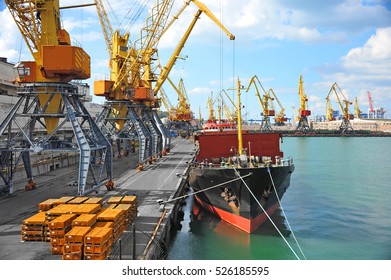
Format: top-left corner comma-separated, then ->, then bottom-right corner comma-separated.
232,166 -> 304,260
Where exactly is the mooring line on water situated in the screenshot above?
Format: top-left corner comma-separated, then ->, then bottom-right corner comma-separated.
232,167 -> 301,260
157,173 -> 253,205
267,167 -> 307,260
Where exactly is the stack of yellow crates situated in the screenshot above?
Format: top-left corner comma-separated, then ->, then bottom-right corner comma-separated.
21,212 -> 47,241
47,214 -> 77,255
97,208 -> 125,242
118,195 -> 138,224
84,226 -> 113,260
38,199 -> 59,211
63,226 -> 91,260
21,194 -> 138,260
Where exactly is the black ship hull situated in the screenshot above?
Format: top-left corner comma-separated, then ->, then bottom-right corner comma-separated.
188,164 -> 294,233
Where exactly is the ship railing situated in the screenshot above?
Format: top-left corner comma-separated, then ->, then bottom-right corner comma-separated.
190,156 -> 293,169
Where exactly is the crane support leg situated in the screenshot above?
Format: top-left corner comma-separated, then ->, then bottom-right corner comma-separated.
142,108 -> 162,160
152,110 -> 170,154
128,106 -> 151,165
0,83 -> 113,196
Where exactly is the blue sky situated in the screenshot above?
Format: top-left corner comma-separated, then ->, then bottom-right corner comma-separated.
1,0 -> 391,121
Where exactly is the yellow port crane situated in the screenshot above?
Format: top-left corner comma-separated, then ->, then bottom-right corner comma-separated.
267,88 -> 287,126
154,0 -> 235,94
354,97 -> 362,119
246,75 -> 274,131
326,82 -> 354,134
166,77 -> 194,122
2,0 -> 113,195
158,87 -> 176,119
207,96 -> 215,121
296,75 -> 311,132
93,0 -> 234,165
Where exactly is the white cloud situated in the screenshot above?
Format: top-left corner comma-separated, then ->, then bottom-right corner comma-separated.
189,87 -> 213,96
342,27 -> 391,76
0,9 -> 21,62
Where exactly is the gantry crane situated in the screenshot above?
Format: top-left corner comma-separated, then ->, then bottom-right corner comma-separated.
246,75 -> 274,131
326,82 -> 354,134
167,77 -> 194,123
1,0 -> 113,195
94,0 -> 174,166
267,88 -> 287,126
296,75 -> 311,132
94,0 -> 234,168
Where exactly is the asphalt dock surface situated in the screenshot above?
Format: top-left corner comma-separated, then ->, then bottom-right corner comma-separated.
0,137 -> 195,260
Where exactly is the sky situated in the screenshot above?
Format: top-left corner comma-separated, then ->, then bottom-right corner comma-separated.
1,0 -> 391,121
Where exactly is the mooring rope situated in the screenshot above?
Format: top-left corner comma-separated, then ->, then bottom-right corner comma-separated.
267,167 -> 307,260
232,167 -> 301,260
158,173 -> 253,205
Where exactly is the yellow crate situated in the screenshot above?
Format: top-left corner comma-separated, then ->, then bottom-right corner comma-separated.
84,239 -> 112,255
22,212 -> 47,226
51,245 -> 64,255
69,204 -> 101,215
46,204 -> 77,216
94,221 -> 114,228
38,199 -> 58,211
65,226 -> 91,243
72,214 -> 97,227
97,208 -> 124,222
53,196 -> 74,205
50,237 -> 66,246
48,214 -> 77,229
84,197 -> 103,204
63,243 -> 83,253
84,227 -> 113,245
62,252 -> 83,260
107,196 -> 123,204
121,196 -> 137,205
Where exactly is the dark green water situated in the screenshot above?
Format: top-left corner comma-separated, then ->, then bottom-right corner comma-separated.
167,137 -> 391,260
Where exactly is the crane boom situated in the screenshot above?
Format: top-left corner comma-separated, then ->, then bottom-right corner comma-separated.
112,0 -> 175,95
246,75 -> 274,115
154,0 -> 235,93
94,0 -> 114,52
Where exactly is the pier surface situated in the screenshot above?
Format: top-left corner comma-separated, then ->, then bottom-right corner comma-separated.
0,138 -> 194,260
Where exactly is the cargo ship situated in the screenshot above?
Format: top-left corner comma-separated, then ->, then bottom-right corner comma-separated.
188,79 -> 294,233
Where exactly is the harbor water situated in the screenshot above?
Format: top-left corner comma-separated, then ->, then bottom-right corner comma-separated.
167,137 -> 391,260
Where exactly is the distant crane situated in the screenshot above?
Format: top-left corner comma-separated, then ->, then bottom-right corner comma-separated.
246,75 -> 274,131
296,75 -> 311,132
367,91 -> 386,119
268,88 -> 287,126
354,97 -> 362,119
326,82 -> 354,134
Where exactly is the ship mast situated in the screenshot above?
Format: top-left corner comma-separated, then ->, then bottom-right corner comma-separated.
236,78 -> 243,155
